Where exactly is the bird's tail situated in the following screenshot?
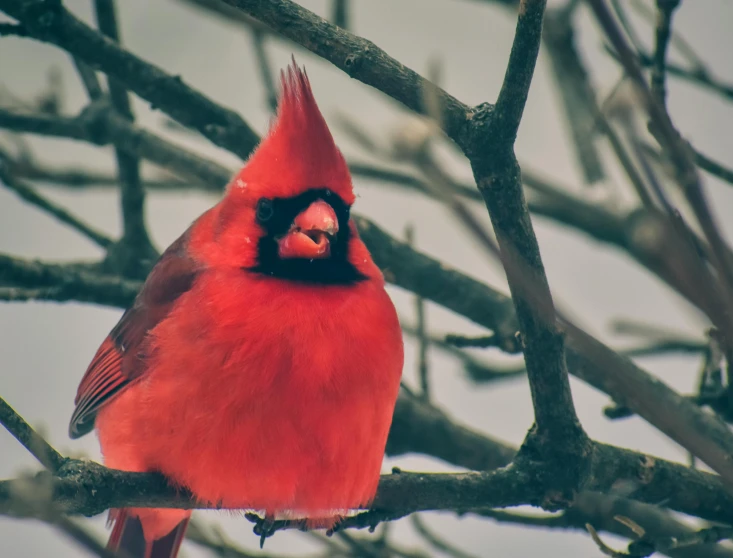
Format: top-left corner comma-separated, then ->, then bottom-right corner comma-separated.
108,509 -> 190,558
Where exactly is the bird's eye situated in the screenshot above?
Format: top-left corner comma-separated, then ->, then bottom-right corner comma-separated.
256,198 -> 275,223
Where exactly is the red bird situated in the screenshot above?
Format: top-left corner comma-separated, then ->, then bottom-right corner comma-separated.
69,62 -> 404,558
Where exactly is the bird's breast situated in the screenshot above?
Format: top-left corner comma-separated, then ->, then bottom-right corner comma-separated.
102,269 -> 403,514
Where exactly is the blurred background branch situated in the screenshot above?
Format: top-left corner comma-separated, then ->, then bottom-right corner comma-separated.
1,0 -> 733,556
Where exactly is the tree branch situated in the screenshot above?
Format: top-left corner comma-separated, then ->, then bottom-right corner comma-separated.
588,0 -> 733,342
466,0 -> 587,462
0,254 -> 140,308
354,217 -> 521,350
650,0 -> 680,106
2,438 -> 733,527
0,0 -> 260,159
0,103 -> 234,188
492,0 -> 547,145
0,396 -> 65,472
218,0 -> 472,144
482,492 -> 733,558
92,0 -> 155,276
0,163 -> 113,248
543,4 -> 605,184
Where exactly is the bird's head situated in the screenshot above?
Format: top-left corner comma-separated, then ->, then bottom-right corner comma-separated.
199,59 -> 376,285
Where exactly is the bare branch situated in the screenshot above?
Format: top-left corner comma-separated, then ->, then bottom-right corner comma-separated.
650,0 -> 680,107
93,0 -> 155,274
354,217 -> 521,351
387,393 -> 517,471
0,163 -> 113,248
250,28 -> 278,112
0,0 -> 260,158
482,493 -> 733,558
405,225 -> 430,400
0,396 -> 65,472
0,254 -> 140,308
217,0 -> 471,144
695,149 -> 733,187
492,0 -> 547,145
588,0 -> 733,341
444,333 -> 503,349
466,0 -> 587,458
71,59 -> 104,101
543,4 -> 605,184
2,440 -> 733,527
0,103 -> 233,188
331,0 -> 349,30
0,21 -> 27,37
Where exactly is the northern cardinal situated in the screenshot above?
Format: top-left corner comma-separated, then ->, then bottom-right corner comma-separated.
69,61 -> 404,558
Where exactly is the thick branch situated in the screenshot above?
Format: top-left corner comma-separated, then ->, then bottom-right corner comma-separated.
467,0 -> 585,455
2,440 -> 732,525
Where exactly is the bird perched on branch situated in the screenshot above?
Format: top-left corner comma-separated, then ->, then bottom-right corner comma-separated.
68,59 -> 404,558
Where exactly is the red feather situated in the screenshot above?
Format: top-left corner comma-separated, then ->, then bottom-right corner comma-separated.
70,59 -> 404,556
70,230 -> 200,438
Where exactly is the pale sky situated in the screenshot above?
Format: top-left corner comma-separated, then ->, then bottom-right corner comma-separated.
1,0 -> 733,556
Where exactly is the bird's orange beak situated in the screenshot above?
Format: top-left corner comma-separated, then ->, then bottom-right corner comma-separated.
277,200 -> 339,259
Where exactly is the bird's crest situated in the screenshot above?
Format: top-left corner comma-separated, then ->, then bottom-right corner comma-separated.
230,58 -> 354,205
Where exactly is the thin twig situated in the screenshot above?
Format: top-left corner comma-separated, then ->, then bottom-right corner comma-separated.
93,0 -> 155,275
410,514 -> 479,558
588,0 -> 733,344
0,163 -> 113,248
444,334 -> 501,349
695,149 -> 733,187
251,28 -> 278,112
332,0 -> 349,29
650,0 -> 680,107
0,396 -> 65,472
405,225 -> 430,400
0,0 -> 261,158
0,22 -> 28,37
72,58 -> 104,101
543,4 -> 605,184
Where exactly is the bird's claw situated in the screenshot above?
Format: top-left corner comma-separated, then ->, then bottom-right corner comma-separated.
245,513 -> 293,548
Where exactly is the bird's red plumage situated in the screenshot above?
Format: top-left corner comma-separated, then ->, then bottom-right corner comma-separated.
70,61 -> 404,553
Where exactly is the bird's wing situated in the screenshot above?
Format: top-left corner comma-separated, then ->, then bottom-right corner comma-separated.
69,231 -> 200,438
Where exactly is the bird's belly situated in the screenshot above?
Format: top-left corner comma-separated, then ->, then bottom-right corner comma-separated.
170,386 -> 388,516
97,277 -> 403,519
98,325 -> 398,518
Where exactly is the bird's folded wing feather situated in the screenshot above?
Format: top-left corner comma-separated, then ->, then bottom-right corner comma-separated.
69,231 -> 200,438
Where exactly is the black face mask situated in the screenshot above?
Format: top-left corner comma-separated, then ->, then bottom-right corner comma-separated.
248,188 -> 367,285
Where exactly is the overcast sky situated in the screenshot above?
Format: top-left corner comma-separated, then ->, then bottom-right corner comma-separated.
1,0 -> 733,556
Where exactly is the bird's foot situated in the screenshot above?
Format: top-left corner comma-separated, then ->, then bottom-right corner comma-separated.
245,513 -> 306,548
